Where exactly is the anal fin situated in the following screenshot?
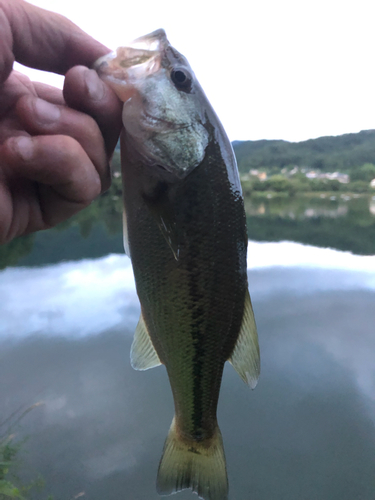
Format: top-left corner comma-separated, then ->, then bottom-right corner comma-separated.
130,313 -> 162,370
229,289 -> 260,389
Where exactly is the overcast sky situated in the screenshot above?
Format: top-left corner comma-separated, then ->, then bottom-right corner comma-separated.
16,0 -> 375,142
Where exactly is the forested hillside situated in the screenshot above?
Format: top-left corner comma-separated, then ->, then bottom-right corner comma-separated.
232,129 -> 375,174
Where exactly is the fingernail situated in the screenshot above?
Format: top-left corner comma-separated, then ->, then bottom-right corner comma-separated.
12,136 -> 34,160
85,69 -> 105,100
34,98 -> 61,123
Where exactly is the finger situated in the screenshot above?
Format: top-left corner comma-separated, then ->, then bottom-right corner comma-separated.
0,71 -> 37,118
1,0 -> 110,74
33,82 -> 65,106
3,134 -> 102,226
0,7 -> 14,83
15,94 -> 110,192
63,66 -> 123,156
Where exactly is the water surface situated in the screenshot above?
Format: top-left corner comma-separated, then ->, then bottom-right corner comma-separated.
1,242 -> 375,500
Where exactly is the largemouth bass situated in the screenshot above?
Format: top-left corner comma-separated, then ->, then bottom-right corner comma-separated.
95,29 -> 260,500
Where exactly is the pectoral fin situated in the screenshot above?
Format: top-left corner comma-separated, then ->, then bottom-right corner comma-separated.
229,289 -> 260,389
143,182 -> 180,261
130,313 -> 162,370
155,213 -> 180,261
122,208 -> 131,257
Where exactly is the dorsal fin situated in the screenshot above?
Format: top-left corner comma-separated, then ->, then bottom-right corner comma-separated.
229,289 -> 260,389
130,313 -> 162,370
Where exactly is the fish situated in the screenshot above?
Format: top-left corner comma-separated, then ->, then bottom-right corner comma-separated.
94,29 -> 260,500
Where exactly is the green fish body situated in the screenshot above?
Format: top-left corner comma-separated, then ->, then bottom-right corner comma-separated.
95,30 -> 260,500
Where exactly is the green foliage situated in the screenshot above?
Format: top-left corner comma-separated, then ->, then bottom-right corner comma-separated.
265,175 -> 291,192
0,236 -> 34,270
233,129 -> 375,175
0,439 -> 23,498
247,178 -> 268,192
350,163 -> 375,182
0,480 -> 23,498
0,406 -> 53,500
307,179 -> 341,192
289,177 -> 310,193
349,180 -> 370,193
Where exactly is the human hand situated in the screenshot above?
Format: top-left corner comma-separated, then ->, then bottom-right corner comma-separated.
0,0 -> 123,244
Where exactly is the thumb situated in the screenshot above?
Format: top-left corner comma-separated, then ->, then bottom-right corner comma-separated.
0,0 -> 111,77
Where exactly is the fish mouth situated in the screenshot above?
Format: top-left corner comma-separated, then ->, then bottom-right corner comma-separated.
128,29 -> 169,52
94,29 -> 168,79
94,49 -> 160,83
142,111 -> 190,132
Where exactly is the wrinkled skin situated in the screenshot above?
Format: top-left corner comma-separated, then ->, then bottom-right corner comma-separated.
0,0 -> 123,244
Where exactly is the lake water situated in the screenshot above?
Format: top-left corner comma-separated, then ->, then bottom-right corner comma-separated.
1,194 -> 375,500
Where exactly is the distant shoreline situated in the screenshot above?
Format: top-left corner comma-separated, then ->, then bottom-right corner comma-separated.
242,189 -> 373,199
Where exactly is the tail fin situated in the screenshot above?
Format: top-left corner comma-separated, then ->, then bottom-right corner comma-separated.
156,418 -> 228,500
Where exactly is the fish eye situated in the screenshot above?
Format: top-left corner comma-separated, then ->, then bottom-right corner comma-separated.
170,69 -> 192,92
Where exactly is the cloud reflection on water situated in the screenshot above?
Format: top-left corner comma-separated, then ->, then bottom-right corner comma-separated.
0,255 -> 137,339
0,241 -> 374,341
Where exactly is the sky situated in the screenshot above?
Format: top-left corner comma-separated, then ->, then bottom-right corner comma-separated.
15,0 -> 375,142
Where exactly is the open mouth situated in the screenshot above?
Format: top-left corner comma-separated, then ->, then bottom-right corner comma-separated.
143,111 -> 190,131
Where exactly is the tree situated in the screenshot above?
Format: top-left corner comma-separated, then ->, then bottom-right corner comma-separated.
351,163 -> 375,183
